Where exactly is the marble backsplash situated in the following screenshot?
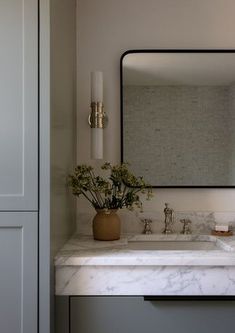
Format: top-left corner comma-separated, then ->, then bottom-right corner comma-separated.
76,210 -> 235,235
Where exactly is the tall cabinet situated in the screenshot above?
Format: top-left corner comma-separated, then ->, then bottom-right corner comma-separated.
0,0 -> 38,332
0,0 -> 76,332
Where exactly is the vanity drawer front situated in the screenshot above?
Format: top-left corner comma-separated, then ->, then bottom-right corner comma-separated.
70,296 -> 235,333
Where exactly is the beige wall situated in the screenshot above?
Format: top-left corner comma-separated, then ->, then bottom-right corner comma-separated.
76,0 -> 235,213
51,0 -> 77,256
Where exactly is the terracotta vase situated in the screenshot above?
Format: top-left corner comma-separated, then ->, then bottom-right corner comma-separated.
92,209 -> 121,241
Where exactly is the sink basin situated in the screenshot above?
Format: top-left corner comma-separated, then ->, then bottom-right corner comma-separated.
128,240 -> 221,251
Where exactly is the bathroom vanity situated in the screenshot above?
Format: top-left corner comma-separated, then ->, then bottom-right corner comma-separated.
55,233 -> 235,296
55,230 -> 235,333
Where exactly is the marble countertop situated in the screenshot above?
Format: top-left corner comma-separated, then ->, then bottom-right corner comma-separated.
55,233 -> 235,267
55,233 -> 235,295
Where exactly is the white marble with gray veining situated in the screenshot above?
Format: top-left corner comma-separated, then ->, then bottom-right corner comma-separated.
55,233 -> 235,296
56,265 -> 235,296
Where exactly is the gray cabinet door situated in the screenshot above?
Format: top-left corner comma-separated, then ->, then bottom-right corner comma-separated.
0,0 -> 38,210
0,212 -> 38,333
70,297 -> 235,333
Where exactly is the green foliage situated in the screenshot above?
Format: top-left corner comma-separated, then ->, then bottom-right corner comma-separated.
68,162 -> 153,210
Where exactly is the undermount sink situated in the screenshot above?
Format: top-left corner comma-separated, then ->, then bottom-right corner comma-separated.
127,235 -> 228,251
128,240 -> 221,251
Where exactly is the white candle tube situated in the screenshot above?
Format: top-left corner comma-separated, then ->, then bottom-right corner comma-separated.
91,71 -> 103,102
91,128 -> 103,159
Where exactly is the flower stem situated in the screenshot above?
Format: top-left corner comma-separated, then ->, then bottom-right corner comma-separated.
89,170 -> 105,207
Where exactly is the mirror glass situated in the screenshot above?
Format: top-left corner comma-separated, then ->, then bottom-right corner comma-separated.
121,51 -> 235,187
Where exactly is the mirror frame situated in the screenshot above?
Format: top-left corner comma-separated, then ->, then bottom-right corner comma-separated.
120,49 -> 235,188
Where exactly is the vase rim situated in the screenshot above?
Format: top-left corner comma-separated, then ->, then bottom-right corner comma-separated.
95,208 -> 118,214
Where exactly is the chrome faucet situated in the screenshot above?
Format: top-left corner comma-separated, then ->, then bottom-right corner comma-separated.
141,219 -> 153,234
162,203 -> 174,234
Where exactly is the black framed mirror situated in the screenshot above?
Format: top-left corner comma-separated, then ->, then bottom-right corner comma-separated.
121,49 -> 235,187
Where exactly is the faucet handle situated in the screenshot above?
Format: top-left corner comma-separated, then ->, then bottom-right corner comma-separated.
180,219 -> 192,234
141,219 -> 153,234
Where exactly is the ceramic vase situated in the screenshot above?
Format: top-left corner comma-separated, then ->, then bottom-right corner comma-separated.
92,209 -> 121,241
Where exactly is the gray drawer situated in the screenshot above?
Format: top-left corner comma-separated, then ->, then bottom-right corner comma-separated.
66,296 -> 235,333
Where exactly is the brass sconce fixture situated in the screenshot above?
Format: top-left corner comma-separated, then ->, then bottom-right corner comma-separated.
88,71 -> 107,159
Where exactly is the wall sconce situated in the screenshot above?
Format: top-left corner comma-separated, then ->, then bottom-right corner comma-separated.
89,71 -> 107,159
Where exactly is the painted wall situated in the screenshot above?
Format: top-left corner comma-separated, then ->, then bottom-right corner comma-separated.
51,0 -> 77,257
76,0 -> 235,218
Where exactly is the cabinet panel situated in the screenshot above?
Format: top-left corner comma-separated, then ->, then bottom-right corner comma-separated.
71,297 -> 235,333
0,0 -> 38,210
0,212 -> 37,333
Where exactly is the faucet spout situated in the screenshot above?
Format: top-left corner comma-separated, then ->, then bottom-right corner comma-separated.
162,203 -> 174,234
